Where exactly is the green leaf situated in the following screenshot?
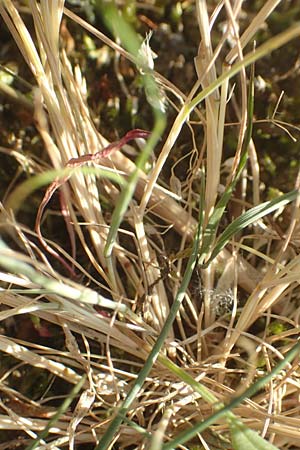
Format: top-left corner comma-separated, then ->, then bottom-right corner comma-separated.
203,189 -> 298,266
25,375 -> 86,450
161,340 -> 300,450
229,417 -> 279,450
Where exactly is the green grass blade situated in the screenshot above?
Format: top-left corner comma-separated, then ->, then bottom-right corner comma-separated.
4,165 -> 126,215
161,339 -> 300,449
203,188 -> 298,266
229,417 -> 280,450
25,375 -> 86,450
158,355 -> 280,450
94,2 -> 167,259
104,110 -> 166,258
188,24 -> 300,115
95,174 -> 204,450
94,1 -> 141,55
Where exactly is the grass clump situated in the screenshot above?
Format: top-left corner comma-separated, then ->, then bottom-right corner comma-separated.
0,1 -> 300,449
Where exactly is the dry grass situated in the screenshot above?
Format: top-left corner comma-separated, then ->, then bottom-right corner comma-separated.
0,1 -> 300,449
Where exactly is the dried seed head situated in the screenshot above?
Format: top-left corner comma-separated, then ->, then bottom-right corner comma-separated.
137,31 -> 157,73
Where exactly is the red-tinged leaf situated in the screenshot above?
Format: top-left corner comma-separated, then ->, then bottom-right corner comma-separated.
35,179 -> 77,277
35,323 -> 52,338
35,129 -> 150,275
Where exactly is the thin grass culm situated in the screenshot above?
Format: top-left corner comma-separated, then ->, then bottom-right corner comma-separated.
0,1 -> 300,450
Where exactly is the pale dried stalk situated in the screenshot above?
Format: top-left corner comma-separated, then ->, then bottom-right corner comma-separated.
223,265 -> 300,355
226,0 -> 283,65
195,0 -> 220,221
224,170 -> 300,351
134,209 -> 172,333
0,291 -> 150,364
0,335 -> 81,384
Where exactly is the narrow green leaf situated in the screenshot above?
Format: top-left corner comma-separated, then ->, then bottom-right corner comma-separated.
104,111 -> 165,258
25,375 -> 86,450
95,174 -> 204,450
229,417 -> 279,450
161,339 -> 300,449
94,1 -> 141,55
96,1 -> 167,259
5,165 -> 126,216
188,24 -> 300,114
203,189 -> 298,266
